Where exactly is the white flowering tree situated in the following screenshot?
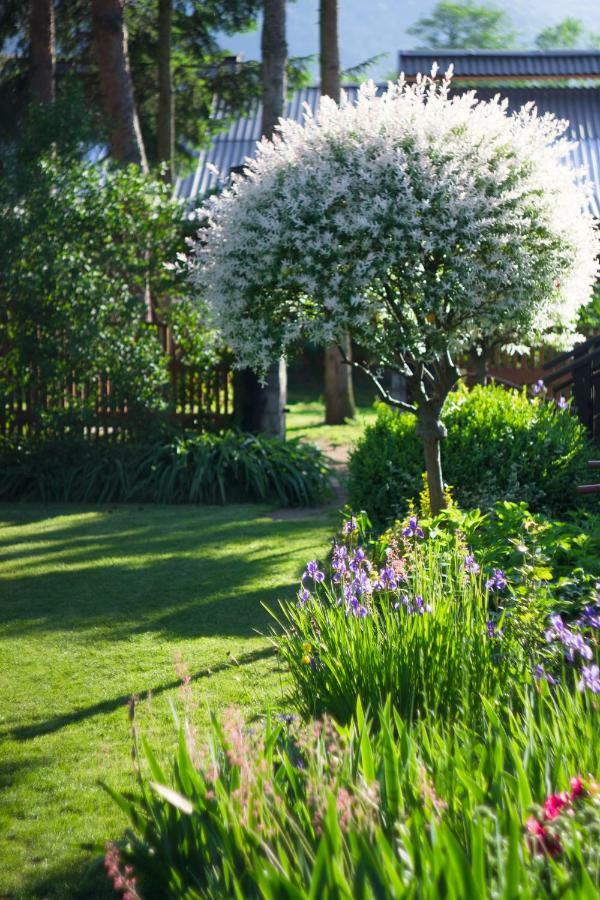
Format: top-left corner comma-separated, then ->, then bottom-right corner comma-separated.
190,72 -> 599,513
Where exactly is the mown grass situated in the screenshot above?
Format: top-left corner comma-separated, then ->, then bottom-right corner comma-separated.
0,503 -> 334,899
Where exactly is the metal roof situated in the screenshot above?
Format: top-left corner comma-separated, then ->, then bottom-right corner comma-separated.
174,85 -> 600,218
398,50 -> 600,79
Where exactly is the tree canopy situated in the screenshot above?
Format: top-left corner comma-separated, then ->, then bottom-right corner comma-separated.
190,73 -> 598,510
407,1 -> 517,50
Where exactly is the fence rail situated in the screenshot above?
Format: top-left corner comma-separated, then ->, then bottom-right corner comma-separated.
0,324 -> 235,439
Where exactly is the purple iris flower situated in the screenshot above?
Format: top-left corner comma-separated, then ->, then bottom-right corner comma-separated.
343,517 -> 358,535
579,604 -> 600,630
486,620 -> 503,639
413,595 -> 431,615
463,554 -> 480,575
374,566 -> 398,591
578,664 -> 600,694
532,379 -> 545,396
298,588 -> 311,605
486,569 -> 507,592
556,396 -> 568,410
402,516 -> 425,540
303,560 -> 325,583
534,664 -> 557,685
352,569 -> 372,598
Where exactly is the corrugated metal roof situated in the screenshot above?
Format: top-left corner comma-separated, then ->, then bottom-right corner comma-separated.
174,85 -> 600,218
398,50 -> 600,79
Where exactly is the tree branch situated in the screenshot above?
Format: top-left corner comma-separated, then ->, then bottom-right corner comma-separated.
336,344 -> 416,413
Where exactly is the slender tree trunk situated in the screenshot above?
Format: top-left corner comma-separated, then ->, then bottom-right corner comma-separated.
91,0 -> 148,171
416,404 -> 447,515
29,0 -> 55,104
320,0 -> 355,424
250,0 -> 287,437
157,0 -> 174,182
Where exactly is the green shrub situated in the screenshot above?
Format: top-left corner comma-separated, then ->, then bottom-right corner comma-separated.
104,689 -> 600,899
348,385 -> 593,531
0,432 -> 330,507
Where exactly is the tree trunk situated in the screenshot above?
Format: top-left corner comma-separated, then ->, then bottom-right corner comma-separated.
29,0 -> 55,104
416,404 -> 447,515
325,336 -> 356,423
157,0 -> 174,182
320,0 -> 355,424
240,0 -> 287,438
91,0 -> 148,171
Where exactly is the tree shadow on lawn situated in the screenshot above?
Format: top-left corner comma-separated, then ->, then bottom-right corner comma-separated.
0,504 -> 328,642
6,645 -> 278,742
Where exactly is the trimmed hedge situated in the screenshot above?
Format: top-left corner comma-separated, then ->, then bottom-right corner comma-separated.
0,431 -> 330,507
348,385 -> 593,530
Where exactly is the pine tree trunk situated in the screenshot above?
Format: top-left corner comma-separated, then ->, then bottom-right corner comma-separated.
91,0 -> 148,171
248,0 -> 286,437
320,0 -> 355,424
157,0 -> 174,182
29,0 -> 55,104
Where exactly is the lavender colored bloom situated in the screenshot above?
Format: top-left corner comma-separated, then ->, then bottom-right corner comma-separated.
532,379 -> 545,396
343,516 -> 358,535
355,604 -> 369,618
303,560 -> 325,583
579,604 -> 600,630
578,664 -> 600,694
402,516 -> 425,540
374,566 -> 398,591
545,613 -> 593,661
298,588 -> 311,605
352,569 -> 372,598
412,595 -> 431,615
534,664 -> 557,685
487,620 -> 503,639
463,554 -> 480,575
486,569 -> 507,592
556,396 -> 568,410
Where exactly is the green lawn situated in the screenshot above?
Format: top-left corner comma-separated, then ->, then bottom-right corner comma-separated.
286,399 -> 377,449
0,503 -> 334,899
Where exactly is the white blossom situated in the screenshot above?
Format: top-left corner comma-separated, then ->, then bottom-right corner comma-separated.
188,71 -> 599,375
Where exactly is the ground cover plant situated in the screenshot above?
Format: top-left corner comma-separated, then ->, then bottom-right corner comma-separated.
190,70 -> 598,513
0,431 -> 330,507
0,503 -> 334,898
348,384 -> 594,530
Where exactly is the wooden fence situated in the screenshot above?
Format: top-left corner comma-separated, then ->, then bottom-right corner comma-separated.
0,323 -> 235,439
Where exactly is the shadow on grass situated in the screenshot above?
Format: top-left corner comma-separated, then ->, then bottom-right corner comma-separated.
6,646 -> 277,742
0,504 -> 327,641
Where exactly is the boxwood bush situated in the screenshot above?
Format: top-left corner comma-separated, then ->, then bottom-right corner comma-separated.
0,431 -> 330,507
348,385 -> 593,531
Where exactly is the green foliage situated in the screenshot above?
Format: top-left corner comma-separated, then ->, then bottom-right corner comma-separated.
411,500 -> 600,619
0,110 -> 218,433
406,0 -> 517,49
0,432 -> 330,507
535,17 -> 600,50
105,688 -> 600,898
348,385 -> 593,531
275,528 -> 529,725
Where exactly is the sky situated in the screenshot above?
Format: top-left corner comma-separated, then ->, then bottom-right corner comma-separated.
220,0 -> 600,80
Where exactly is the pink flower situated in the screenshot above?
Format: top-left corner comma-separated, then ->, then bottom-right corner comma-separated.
570,776 -> 584,799
543,791 -> 570,821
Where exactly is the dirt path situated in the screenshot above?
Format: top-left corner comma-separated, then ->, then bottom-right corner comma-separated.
268,438 -> 351,521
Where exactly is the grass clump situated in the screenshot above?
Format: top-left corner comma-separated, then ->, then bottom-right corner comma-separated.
0,431 -> 330,507
105,688 -> 600,899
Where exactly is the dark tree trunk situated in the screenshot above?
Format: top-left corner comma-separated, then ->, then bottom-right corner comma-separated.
239,0 -> 287,438
91,0 -> 148,171
320,0 -> 355,424
261,0 -> 287,138
157,0 -> 174,182
30,0 -> 55,104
